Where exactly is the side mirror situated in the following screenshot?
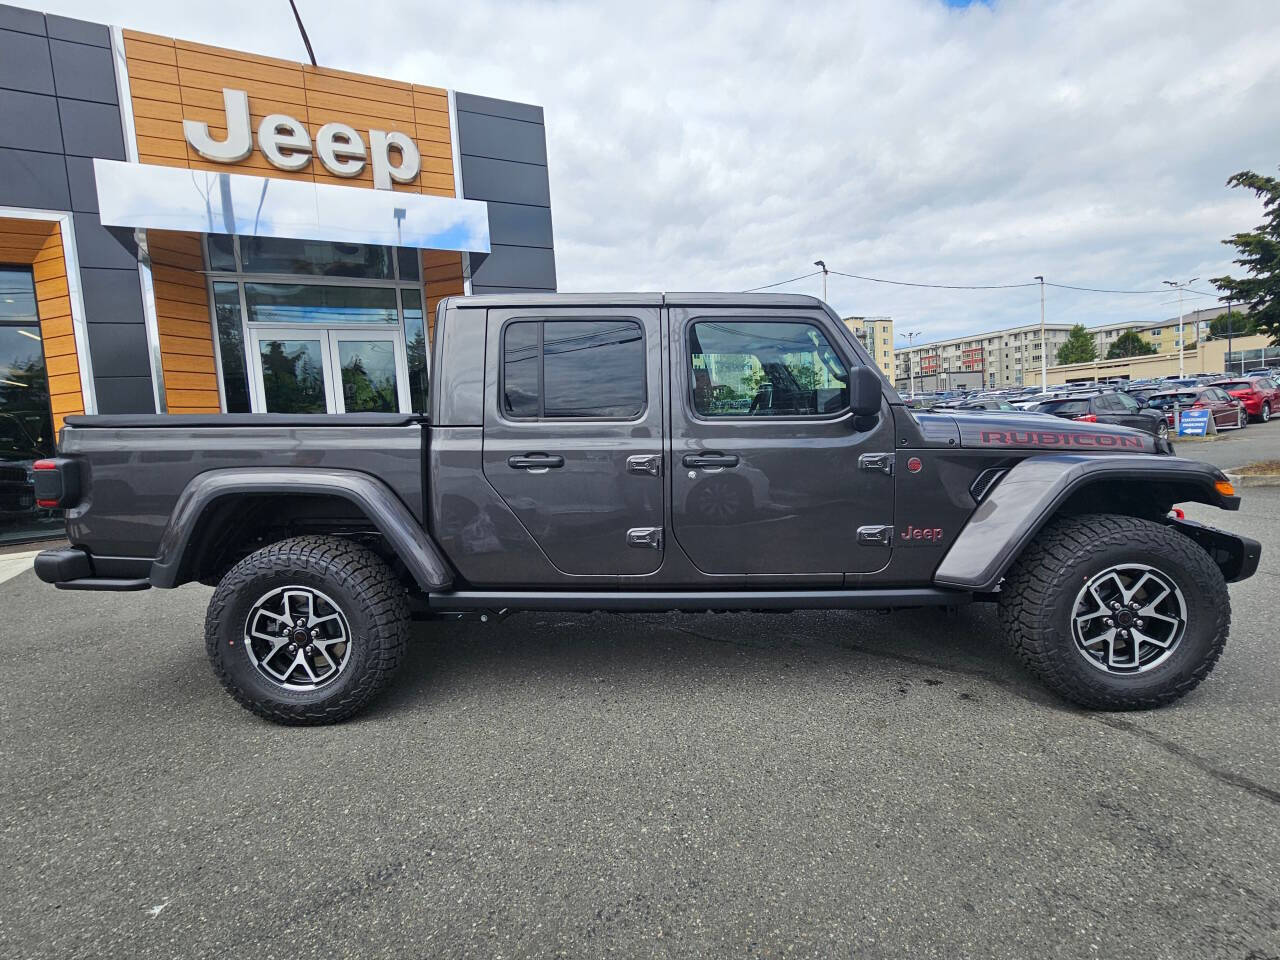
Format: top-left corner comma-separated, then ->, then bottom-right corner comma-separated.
850,365 -> 883,418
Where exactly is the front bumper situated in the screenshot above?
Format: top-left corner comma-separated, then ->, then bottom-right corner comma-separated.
34,547 -> 151,591
1167,517 -> 1261,582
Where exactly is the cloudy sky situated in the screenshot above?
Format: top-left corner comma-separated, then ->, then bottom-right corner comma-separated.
38,0 -> 1280,344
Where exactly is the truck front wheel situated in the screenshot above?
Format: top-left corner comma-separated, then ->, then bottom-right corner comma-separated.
998,514 -> 1229,710
205,536 -> 409,725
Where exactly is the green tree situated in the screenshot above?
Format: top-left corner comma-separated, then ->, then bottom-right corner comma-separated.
1105,330 -> 1157,359
1056,324 -> 1097,365
1213,169 -> 1280,342
1208,310 -> 1256,339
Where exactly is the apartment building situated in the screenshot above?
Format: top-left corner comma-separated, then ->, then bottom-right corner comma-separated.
842,315 -> 894,377
892,322 -> 1074,390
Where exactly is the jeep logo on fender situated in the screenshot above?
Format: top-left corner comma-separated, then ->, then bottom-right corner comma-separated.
978,430 -> 1146,449
183,88 -> 421,190
899,525 -> 944,545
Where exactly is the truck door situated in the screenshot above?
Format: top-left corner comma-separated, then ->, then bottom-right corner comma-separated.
668,306 -> 896,576
481,303 -> 665,576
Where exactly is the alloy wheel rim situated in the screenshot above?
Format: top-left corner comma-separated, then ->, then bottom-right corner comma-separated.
243,585 -> 352,691
1070,563 -> 1187,674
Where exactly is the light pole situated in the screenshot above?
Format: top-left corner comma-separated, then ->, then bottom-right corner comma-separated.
813,260 -> 829,302
1162,278 -> 1198,380
1035,275 -> 1046,389
898,330 -> 921,396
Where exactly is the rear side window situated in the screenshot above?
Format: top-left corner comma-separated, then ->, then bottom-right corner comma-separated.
1038,398 -> 1090,415
688,320 -> 849,418
501,319 -> 646,419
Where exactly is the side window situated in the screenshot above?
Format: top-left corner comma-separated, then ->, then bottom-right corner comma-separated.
688,320 -> 849,418
501,319 -> 646,419
1114,392 -> 1140,412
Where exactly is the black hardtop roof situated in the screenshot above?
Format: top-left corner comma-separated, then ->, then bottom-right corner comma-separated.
446,292 -> 827,310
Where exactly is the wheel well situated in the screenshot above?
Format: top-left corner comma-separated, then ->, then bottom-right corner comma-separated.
176,493 -> 406,587
1052,476 -> 1214,522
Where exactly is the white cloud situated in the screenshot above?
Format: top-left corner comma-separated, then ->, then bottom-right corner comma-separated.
38,0 -> 1280,344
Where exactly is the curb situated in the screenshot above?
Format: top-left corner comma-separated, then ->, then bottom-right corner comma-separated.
1224,472 -> 1280,488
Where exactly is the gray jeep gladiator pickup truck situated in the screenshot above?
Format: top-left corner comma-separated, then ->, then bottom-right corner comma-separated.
32,293 -> 1260,724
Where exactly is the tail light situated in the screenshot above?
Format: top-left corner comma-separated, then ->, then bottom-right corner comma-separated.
1072,414 -> 1098,422
32,458 -> 80,509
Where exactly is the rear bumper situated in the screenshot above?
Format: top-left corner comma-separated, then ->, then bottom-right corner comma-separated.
34,547 -> 151,591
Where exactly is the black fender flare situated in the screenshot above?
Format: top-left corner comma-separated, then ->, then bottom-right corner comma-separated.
149,467 -> 454,591
933,454 -> 1243,591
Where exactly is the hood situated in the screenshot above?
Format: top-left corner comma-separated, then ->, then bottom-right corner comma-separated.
915,410 -> 1167,455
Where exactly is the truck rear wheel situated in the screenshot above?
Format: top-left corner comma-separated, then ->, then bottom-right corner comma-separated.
998,514 -> 1229,710
205,536 -> 409,725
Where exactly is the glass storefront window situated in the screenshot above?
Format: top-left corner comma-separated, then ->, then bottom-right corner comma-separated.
239,237 -> 394,279
244,283 -> 399,325
259,339 -> 328,413
0,266 -> 60,544
402,289 -> 428,413
207,234 -> 236,272
396,248 -> 420,281
213,282 -> 250,412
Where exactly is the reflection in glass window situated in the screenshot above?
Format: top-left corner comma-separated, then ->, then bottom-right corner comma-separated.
688,321 -> 849,417
502,320 -> 645,419
401,289 -> 428,414
239,237 -> 394,279
259,339 -> 327,413
207,234 -> 236,272
338,340 -> 400,412
396,248 -> 420,281
245,283 -> 399,325
213,282 -> 250,412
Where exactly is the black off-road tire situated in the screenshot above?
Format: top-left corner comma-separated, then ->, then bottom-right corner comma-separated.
998,514 -> 1229,710
205,536 -> 409,725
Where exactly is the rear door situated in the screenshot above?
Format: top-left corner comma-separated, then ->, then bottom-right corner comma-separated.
481,303 -> 665,576
668,306 -> 896,576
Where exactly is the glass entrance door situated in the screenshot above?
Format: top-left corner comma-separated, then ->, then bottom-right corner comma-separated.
249,329 -> 410,414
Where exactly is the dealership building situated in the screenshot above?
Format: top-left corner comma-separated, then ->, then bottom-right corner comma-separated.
0,3 -> 556,541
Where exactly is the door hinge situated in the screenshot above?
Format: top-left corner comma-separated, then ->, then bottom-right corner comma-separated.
626,454 -> 662,477
627,526 -> 663,549
858,452 -> 894,475
856,524 -> 894,545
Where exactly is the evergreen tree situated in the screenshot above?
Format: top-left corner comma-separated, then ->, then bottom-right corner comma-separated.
1056,324 -> 1098,365
1213,169 -> 1280,342
1208,310 -> 1256,339
1105,330 -> 1157,359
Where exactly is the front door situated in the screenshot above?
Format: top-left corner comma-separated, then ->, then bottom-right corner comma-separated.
668,307 -> 896,576
481,304 -> 665,576
249,328 -> 410,414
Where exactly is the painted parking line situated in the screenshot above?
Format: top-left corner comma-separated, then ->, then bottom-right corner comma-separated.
0,551 -> 40,586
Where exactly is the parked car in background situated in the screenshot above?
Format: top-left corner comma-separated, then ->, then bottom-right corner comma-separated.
1213,378 -> 1280,422
1033,390 -> 1170,440
1146,387 -> 1246,431
934,398 -> 1020,412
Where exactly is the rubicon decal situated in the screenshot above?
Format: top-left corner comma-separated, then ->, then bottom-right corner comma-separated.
978,430 -> 1146,449
899,525 -> 944,545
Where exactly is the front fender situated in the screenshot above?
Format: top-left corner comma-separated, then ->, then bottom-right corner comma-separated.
150,467 -> 453,592
933,454 -> 1241,592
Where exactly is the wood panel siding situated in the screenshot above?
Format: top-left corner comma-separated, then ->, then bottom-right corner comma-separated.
147,230 -> 220,414
422,251 -> 466,347
0,217 -> 86,433
123,33 -> 456,198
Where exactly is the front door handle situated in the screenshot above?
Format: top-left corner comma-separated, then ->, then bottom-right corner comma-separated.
682,453 -> 739,469
508,453 -> 565,471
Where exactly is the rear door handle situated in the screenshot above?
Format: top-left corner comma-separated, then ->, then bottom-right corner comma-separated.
508,454 -> 565,471
682,453 -> 739,469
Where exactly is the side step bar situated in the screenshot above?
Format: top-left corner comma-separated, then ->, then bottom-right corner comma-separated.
426,588 -> 971,613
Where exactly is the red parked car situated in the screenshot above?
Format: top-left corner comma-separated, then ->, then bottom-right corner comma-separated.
1145,387 -> 1246,431
1213,378 -> 1280,422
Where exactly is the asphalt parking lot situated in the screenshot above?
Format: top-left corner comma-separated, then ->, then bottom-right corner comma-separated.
3,445 -> 1279,959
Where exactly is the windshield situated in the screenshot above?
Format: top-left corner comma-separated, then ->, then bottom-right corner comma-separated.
1147,392 -> 1199,408
1215,381 -> 1252,391
1036,398 -> 1091,415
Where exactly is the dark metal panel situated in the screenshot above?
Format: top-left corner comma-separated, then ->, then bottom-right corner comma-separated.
49,38 -> 116,104
469,243 -> 556,290
86,322 -> 151,379
92,375 -> 155,414
483,200 -> 554,248
57,96 -> 125,158
0,145 -> 69,208
45,13 -> 108,47
469,283 -> 557,296
431,303 -> 486,425
80,266 -> 143,321
454,92 -> 543,124
0,28 -> 54,94
0,4 -> 44,35
72,212 -> 138,269
459,155 -> 550,206
457,110 -> 547,165
428,587 -> 971,612
64,154 -> 97,212
0,88 -> 62,152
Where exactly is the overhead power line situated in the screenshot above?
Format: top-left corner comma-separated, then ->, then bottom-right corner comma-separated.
830,270 -> 1037,290
743,268 -> 1226,299
743,270 -> 822,292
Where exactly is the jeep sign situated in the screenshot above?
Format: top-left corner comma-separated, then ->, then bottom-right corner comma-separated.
182,88 -> 421,190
